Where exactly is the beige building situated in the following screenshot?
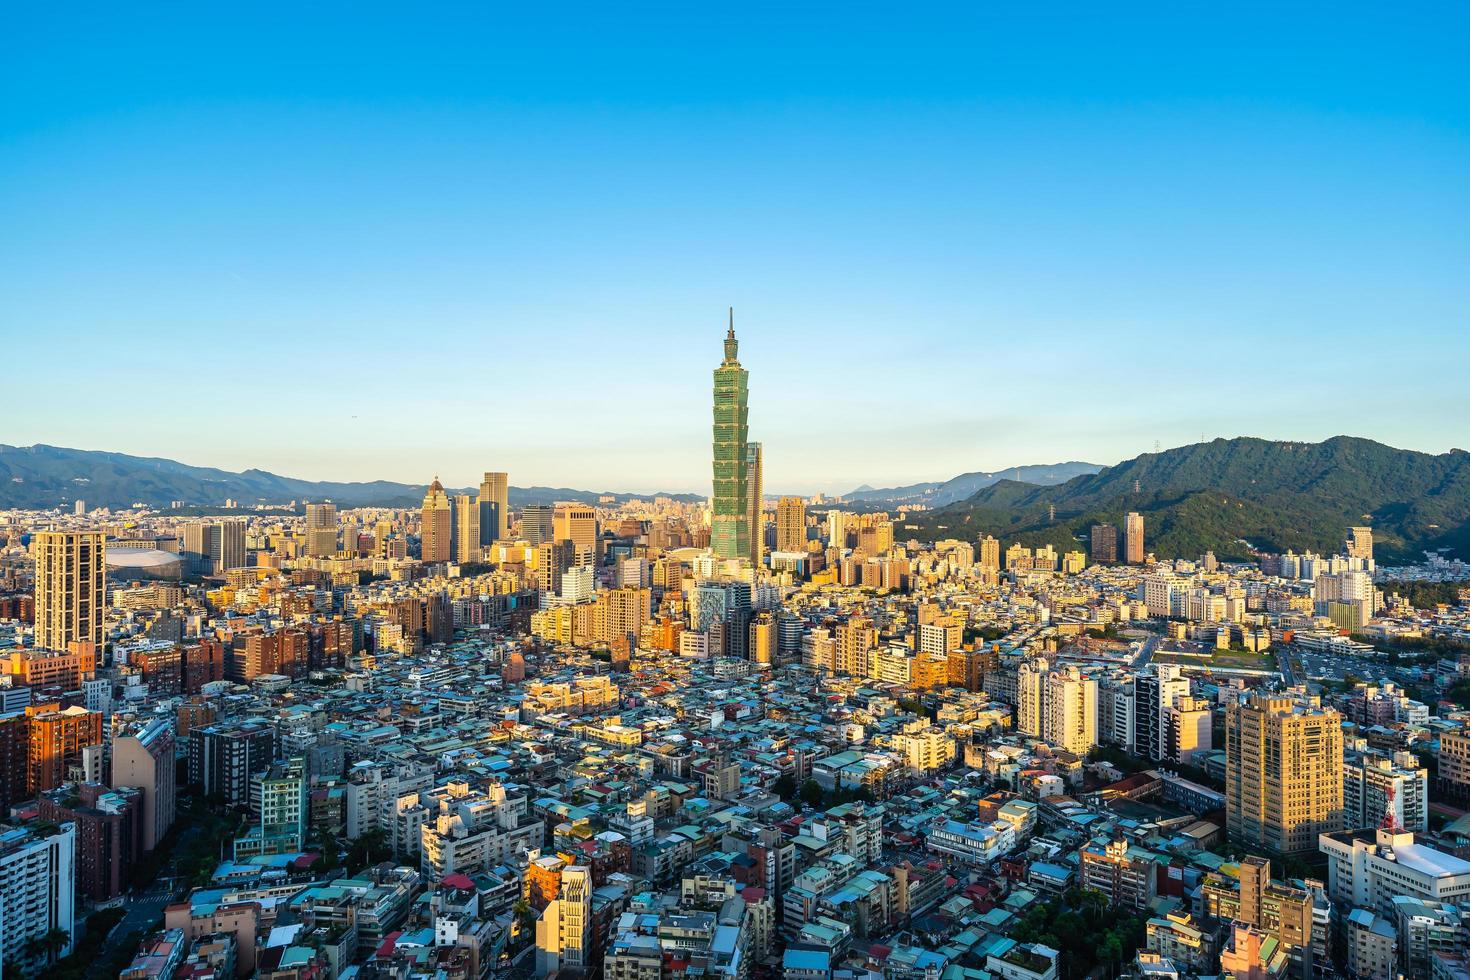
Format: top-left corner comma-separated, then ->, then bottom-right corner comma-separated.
775,496 -> 807,553
453,494 -> 481,564
1225,692 -> 1343,856
1042,664 -> 1098,755
553,502 -> 597,560
420,478 -> 453,563
34,530 -> 106,653
1124,511 -> 1145,564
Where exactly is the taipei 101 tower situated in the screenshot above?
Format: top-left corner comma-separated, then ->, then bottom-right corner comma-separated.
711,309 -> 751,561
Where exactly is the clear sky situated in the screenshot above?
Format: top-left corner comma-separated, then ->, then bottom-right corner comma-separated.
3,4 -> 1466,495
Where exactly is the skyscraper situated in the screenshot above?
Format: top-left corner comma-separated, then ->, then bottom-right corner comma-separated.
553,502 -> 597,561
522,504 -> 554,547
33,530 -> 106,653
1090,523 -> 1118,563
1225,692 -> 1344,856
210,520 -> 246,574
480,471 -> 509,545
776,496 -> 807,553
420,477 -> 453,563
1346,526 -> 1374,561
711,310 -> 751,561
304,501 -> 339,558
453,494 -> 481,563
1124,511 -> 1145,564
746,441 -> 764,565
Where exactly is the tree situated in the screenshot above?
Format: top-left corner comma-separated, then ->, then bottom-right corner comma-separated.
799,779 -> 825,806
772,773 -> 796,800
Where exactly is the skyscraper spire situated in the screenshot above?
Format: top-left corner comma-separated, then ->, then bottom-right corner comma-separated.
723,307 -> 739,363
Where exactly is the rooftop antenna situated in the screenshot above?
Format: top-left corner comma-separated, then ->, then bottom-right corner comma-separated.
1379,783 -> 1401,832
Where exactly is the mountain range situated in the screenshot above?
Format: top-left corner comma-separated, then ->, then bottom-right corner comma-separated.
0,445 -> 702,510
847,461 -> 1102,506
906,436 -> 1470,564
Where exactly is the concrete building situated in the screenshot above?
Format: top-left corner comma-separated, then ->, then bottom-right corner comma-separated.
112,718 -> 176,851
1225,692 -> 1343,856
33,530 -> 106,653
0,823 -> 77,967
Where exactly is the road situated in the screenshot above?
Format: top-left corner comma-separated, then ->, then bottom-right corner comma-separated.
1132,633 -> 1161,668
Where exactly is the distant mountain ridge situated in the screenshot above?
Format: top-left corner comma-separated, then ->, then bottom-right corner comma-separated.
847,461 -> 1102,505
0,444 -> 703,510
907,436 -> 1470,563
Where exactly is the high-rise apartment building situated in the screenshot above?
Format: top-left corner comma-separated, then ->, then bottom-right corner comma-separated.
112,718 -> 177,851
0,823 -> 77,967
420,478 -> 453,563
775,496 -> 806,553
1346,526 -> 1374,561
746,442 -> 764,566
1124,512 -> 1145,564
826,509 -> 847,550
1135,663 -> 1191,762
1042,665 -> 1098,755
189,722 -> 276,807
479,472 -> 509,544
1226,692 -> 1344,856
1090,523 -> 1118,563
27,703 -> 103,794
522,504 -> 554,547
711,312 -> 751,561
304,502 -> 339,558
33,530 -> 106,653
978,535 -> 1000,572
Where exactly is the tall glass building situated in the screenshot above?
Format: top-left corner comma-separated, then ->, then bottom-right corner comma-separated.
711,311 -> 750,561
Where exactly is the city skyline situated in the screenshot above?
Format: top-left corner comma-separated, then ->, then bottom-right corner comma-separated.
4,7 -> 1467,493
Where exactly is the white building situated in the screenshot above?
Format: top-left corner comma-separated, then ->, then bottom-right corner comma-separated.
0,823 -> 77,968
1320,827 -> 1470,919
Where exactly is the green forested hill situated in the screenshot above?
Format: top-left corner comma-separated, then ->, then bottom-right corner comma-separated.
908,437 -> 1470,562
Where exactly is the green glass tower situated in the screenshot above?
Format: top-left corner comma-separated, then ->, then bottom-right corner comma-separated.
712,308 -> 750,561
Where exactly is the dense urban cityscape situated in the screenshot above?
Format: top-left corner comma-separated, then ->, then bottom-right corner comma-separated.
1,323 -> 1468,980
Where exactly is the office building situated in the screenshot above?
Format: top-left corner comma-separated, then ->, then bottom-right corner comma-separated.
479,472 -> 508,545
112,718 -> 177,851
1346,526 -> 1374,561
1321,825 -> 1470,918
554,503 -> 597,560
521,504 -> 554,547
33,530 -> 106,653
776,496 -> 807,553
420,477 -> 453,563
1124,512 -> 1145,564
453,494 -> 481,563
711,312 -> 751,561
747,441 -> 764,566
1090,524 -> 1118,563
1226,692 -> 1344,856
304,501 -> 339,557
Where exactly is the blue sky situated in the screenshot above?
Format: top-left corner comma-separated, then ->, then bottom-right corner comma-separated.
3,4 -> 1466,494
